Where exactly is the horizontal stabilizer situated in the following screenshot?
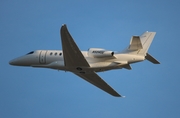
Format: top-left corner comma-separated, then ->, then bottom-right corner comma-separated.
123,64 -> 132,70
145,53 -> 160,64
128,36 -> 143,50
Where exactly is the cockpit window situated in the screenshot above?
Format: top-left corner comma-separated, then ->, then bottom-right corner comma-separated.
26,51 -> 34,55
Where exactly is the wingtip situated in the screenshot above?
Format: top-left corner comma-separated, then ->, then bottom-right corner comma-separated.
61,24 -> 67,28
112,93 -> 122,97
60,24 -> 68,32
113,95 -> 125,98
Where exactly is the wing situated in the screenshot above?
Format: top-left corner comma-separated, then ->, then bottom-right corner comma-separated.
74,72 -> 121,97
60,24 -> 121,97
60,24 -> 89,67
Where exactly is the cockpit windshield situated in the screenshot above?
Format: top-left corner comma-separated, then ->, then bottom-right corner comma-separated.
26,51 -> 34,55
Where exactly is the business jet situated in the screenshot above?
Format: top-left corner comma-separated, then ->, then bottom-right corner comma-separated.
9,24 -> 160,97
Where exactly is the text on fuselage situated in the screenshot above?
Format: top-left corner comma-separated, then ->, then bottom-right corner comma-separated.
92,51 -> 105,54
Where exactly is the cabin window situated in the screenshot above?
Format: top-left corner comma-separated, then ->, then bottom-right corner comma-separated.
26,51 -> 34,55
50,52 -> 53,55
59,53 -> 62,56
55,52 -> 57,56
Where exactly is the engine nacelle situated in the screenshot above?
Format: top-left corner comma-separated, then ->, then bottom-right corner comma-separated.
88,48 -> 114,58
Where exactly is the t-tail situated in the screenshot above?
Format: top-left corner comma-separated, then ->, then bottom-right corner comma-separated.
123,31 -> 160,64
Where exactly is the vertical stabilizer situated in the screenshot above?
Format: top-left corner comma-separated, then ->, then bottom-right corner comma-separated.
123,32 -> 156,56
122,31 -> 160,64
137,32 -> 156,55
128,36 -> 143,50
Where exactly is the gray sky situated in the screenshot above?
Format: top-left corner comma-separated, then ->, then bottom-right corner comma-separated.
1,0 -> 180,118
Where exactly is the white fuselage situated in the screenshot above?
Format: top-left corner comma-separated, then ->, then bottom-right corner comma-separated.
9,26 -> 159,97
9,50 -> 145,72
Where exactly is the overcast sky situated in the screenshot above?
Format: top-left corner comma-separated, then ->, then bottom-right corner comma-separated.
1,0 -> 180,118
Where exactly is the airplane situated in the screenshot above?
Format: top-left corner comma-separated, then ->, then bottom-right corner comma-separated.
9,24 -> 160,97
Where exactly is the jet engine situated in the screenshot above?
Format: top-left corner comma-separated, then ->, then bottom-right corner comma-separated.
88,48 -> 114,58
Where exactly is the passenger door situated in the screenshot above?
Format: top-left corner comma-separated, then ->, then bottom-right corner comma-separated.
39,51 -> 47,64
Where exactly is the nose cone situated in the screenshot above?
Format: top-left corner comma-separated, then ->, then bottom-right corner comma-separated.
9,58 -> 22,66
9,58 -> 25,66
9,59 -> 15,65
9,55 -> 34,66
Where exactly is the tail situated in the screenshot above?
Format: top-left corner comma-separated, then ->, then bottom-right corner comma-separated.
123,31 -> 160,64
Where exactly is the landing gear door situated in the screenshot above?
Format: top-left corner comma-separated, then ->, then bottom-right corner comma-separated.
39,51 -> 47,64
